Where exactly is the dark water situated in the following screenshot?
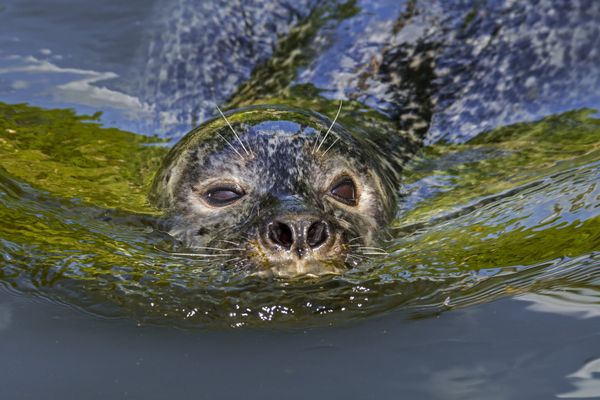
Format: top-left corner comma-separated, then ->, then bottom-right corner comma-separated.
1,0 -> 600,398
2,287 -> 600,399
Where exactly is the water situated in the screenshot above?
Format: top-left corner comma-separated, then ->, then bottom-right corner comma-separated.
1,288 -> 600,399
1,0 -> 600,398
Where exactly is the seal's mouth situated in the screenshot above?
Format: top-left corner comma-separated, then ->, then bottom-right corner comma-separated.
246,227 -> 348,278
251,258 -> 346,279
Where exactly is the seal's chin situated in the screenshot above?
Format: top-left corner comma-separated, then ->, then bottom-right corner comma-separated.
252,259 -> 345,279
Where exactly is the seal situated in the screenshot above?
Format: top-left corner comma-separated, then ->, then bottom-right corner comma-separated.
151,105 -> 405,277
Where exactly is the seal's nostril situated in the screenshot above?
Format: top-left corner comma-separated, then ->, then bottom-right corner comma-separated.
307,221 -> 329,248
268,221 -> 294,249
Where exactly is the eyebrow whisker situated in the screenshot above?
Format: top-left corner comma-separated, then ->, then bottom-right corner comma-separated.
216,105 -> 252,156
217,133 -> 244,158
321,136 -> 340,156
311,129 -> 322,154
314,100 -> 343,154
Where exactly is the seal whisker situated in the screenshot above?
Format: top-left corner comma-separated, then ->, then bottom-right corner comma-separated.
314,100 -> 343,154
170,252 -> 235,258
357,247 -> 388,255
189,246 -> 243,252
220,257 -> 241,264
219,239 -> 242,246
321,136 -> 340,156
216,105 -> 251,156
217,132 -> 244,158
348,244 -> 387,254
311,129 -> 322,154
346,250 -> 373,259
345,253 -> 373,263
347,244 -> 377,248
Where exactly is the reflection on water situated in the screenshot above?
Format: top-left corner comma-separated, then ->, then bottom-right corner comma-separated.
0,53 -> 152,134
0,0 -> 160,134
0,102 -> 599,327
559,358 -> 600,399
518,287 -> 600,320
426,365 -> 504,400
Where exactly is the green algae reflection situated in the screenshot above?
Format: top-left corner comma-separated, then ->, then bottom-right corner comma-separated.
0,102 -> 599,327
0,102 -> 167,214
393,109 -> 600,275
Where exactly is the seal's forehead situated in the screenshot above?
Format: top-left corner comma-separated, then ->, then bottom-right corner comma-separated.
245,120 -> 320,137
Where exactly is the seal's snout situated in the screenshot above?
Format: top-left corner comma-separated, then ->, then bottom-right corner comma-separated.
256,214 -> 342,277
265,217 -> 332,258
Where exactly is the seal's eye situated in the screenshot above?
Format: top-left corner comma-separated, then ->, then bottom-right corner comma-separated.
204,187 -> 245,207
329,177 -> 357,205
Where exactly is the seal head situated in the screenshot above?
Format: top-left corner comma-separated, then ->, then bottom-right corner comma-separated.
150,105 -> 398,277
